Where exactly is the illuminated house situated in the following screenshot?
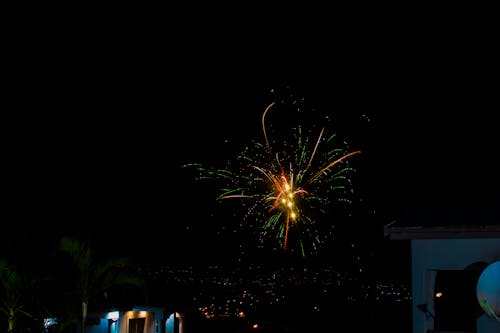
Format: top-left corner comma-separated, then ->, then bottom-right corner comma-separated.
84,306 -> 184,333
385,222 -> 500,333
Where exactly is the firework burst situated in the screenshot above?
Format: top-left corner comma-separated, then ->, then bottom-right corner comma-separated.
184,98 -> 361,257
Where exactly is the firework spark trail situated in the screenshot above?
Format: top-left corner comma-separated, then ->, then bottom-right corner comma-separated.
261,101 -> 276,153
184,100 -> 361,256
304,150 -> 361,186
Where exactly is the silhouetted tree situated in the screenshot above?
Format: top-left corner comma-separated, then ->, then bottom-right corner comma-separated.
0,259 -> 35,333
58,236 -> 142,333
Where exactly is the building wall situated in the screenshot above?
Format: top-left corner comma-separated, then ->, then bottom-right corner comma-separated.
411,238 -> 500,333
85,308 -> 165,333
87,318 -> 109,333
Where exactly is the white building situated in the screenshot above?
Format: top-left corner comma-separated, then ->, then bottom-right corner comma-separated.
385,224 -> 500,333
84,306 -> 183,333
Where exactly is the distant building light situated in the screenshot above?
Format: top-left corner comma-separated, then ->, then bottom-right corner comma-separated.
106,311 -> 119,321
43,318 -> 57,329
435,291 -> 443,298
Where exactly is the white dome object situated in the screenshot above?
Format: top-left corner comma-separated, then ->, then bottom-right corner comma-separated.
476,261 -> 500,322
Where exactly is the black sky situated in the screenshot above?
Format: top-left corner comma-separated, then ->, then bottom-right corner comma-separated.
3,15 -> 499,268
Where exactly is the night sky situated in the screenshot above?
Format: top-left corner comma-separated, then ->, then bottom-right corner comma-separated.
3,18 -> 499,275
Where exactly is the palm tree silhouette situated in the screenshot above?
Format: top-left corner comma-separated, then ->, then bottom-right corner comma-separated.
58,236 -> 143,333
0,259 -> 35,333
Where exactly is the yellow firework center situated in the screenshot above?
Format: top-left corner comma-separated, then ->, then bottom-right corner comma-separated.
281,182 -> 298,220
